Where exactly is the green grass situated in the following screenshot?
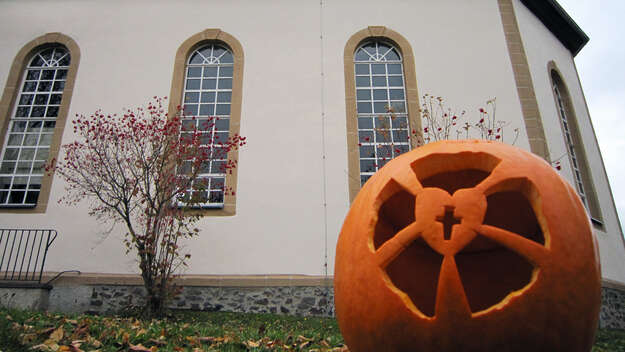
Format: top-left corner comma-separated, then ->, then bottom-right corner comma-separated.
1,307 -> 624,351
0,308 -> 345,351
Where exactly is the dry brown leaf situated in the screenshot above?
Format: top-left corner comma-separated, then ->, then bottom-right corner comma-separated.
22,333 -> 37,344
128,344 -> 152,352
148,338 -> 167,346
136,328 -> 148,337
30,344 -> 52,351
122,332 -> 130,345
319,339 -> 330,347
245,340 -> 260,348
299,340 -> 312,349
66,320 -> 78,325
50,326 -> 64,342
297,335 -> 313,342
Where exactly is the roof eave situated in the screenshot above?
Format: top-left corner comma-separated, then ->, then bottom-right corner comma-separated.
520,0 -> 589,56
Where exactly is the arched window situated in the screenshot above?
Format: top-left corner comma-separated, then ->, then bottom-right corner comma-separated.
354,40 -> 410,186
549,66 -> 602,224
182,44 -> 234,208
168,29 -> 243,216
0,33 -> 80,212
344,27 -> 421,202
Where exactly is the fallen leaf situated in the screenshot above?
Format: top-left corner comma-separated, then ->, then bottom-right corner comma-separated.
50,326 -> 64,342
122,331 -> 130,345
129,344 -> 152,352
149,338 -> 167,346
246,340 -> 260,348
299,340 -> 312,349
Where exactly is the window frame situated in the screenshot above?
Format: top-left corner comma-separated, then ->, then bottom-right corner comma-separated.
0,33 -> 80,213
548,62 -> 603,226
168,29 -> 244,216
344,26 -> 421,203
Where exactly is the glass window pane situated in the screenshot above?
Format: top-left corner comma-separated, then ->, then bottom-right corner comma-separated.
371,64 -> 385,74
220,52 -> 234,64
199,104 -> 214,116
390,102 -> 406,113
7,134 -> 23,146
373,89 -> 388,100
376,130 -> 391,143
355,64 -> 369,74
385,49 -> 400,61
209,190 -> 224,203
393,144 -> 409,157
360,175 -> 371,187
201,92 -> 216,103
357,102 -> 372,113
357,117 -> 373,129
187,67 -> 202,77
186,79 -> 201,89
215,117 -> 230,131
23,82 -> 37,92
27,121 -> 42,132
16,107 -> 30,117
39,134 -> 52,146
377,145 -> 393,159
43,121 -> 55,132
374,102 -> 388,113
4,148 -> 19,160
12,122 -> 27,132
203,67 -> 218,77
214,132 -> 229,142
50,94 -> 63,105
25,191 -> 39,204
19,94 -> 34,105
215,104 -> 230,115
391,116 -> 408,129
375,116 -> 390,129
184,92 -> 200,103
393,130 -> 409,142
356,89 -> 371,101
34,94 -> 49,105
26,70 -> 40,80
358,130 -> 374,143
389,89 -> 405,100
372,76 -> 386,87
356,76 -> 370,87
52,81 -> 65,91
183,104 -> 198,115
31,107 -> 45,117
219,66 -> 233,77
217,92 -> 232,103
388,76 -> 403,86
360,159 -> 376,173
359,145 -> 375,158
9,191 -> 25,204
354,49 -> 370,61
41,70 -> 55,79
0,162 -> 15,173
23,134 -> 38,146
387,64 -> 402,74
37,81 -> 52,92
55,69 -> 68,80
19,148 -> 35,161
202,79 -> 217,89
218,78 -> 232,89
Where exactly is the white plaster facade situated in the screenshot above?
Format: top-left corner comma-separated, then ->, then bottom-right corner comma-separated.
0,0 -> 623,285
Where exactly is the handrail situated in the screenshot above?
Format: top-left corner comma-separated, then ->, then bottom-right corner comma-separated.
0,229 -> 57,286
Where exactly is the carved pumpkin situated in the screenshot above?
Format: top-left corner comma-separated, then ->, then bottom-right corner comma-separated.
335,140 -> 601,352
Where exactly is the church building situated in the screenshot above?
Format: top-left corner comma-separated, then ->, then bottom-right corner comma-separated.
0,0 -> 623,327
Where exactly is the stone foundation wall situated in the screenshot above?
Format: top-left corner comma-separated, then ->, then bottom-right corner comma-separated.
600,285 -> 625,329
50,284 -> 334,317
3,282 -> 624,329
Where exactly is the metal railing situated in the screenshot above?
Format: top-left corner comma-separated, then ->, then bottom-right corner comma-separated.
0,229 -> 57,286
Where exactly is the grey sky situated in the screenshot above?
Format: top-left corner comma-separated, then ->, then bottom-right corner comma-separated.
557,0 -> 625,232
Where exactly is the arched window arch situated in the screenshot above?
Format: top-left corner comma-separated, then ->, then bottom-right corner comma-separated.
0,33 -> 80,213
548,62 -> 602,224
344,27 -> 421,202
168,29 -> 243,216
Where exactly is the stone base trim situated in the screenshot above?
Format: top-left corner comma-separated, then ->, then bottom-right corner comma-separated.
42,272 -> 333,287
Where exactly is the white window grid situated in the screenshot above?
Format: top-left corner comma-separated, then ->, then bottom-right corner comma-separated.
553,82 -> 588,209
354,41 -> 410,186
0,47 -> 69,207
181,44 -> 233,208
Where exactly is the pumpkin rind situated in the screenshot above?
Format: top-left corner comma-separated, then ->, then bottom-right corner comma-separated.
334,140 -> 601,352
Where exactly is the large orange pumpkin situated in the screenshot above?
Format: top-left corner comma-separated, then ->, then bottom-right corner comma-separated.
335,140 -> 601,352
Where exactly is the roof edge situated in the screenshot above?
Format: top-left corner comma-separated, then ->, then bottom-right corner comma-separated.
521,0 -> 589,56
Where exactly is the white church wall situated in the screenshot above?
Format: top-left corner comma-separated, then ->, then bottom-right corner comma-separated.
512,0 -> 625,284
0,0 -> 619,281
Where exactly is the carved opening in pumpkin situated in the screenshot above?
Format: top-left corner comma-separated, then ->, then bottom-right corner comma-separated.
484,185 -> 545,245
411,152 -> 501,194
374,179 -> 415,249
386,237 -> 443,317
456,235 -> 534,313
